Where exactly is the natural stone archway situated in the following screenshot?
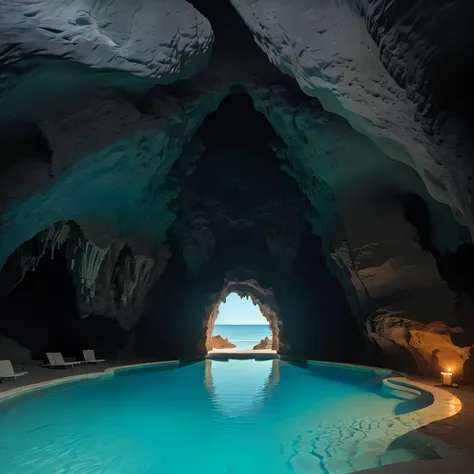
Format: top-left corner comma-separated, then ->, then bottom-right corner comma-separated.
204,277 -> 281,352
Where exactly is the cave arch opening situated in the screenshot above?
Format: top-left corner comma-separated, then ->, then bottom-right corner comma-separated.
209,292 -> 275,351
203,277 -> 281,354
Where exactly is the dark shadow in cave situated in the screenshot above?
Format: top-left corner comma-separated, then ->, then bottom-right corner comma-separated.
135,91 -> 363,361
0,250 -> 80,361
403,195 -> 474,300
134,231 -> 192,360
0,233 -> 129,362
403,194 -> 474,343
0,118 -> 52,169
279,232 -> 363,361
422,3 -> 474,134
198,89 -> 274,147
77,314 -> 129,359
188,0 -> 270,64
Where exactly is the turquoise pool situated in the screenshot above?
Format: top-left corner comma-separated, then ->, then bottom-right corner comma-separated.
0,360 -> 435,473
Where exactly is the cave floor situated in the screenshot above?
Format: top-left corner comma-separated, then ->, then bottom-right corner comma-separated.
207,349 -> 279,361
0,359 -> 153,395
407,375 -> 474,456
208,348 -> 277,353
359,455 -> 474,473
360,374 -> 474,473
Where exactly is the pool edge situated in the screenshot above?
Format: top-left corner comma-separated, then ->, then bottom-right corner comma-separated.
303,360 -> 462,438
0,360 -> 180,404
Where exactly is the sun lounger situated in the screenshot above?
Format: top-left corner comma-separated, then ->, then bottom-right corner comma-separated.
46,352 -> 81,368
0,360 -> 28,381
82,350 -> 105,364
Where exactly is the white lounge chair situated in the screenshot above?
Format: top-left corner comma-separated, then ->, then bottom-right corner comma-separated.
0,360 -> 28,381
83,350 -> 105,364
46,352 -> 81,369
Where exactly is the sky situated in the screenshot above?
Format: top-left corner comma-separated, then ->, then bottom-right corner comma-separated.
214,293 -> 267,325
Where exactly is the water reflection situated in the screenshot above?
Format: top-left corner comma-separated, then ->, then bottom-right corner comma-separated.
204,359 -> 279,418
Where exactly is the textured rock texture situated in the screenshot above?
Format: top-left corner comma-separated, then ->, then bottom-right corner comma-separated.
0,0 -> 213,80
0,220 -> 163,330
0,0 -> 473,378
210,335 -> 236,350
230,0 -> 474,233
367,316 -> 472,377
253,337 -> 272,350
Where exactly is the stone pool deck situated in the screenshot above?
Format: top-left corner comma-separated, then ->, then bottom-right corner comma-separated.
207,348 -> 279,360
208,348 -> 277,354
1,362 -> 474,473
0,359 -> 153,396
361,374 -> 474,473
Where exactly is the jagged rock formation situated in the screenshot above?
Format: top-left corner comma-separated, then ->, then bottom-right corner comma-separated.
210,335 -> 236,350
0,220 -> 163,330
253,337 -> 272,350
367,316 -> 472,377
0,220 -> 166,360
231,0 -> 474,233
0,0 -> 473,379
0,0 -> 213,80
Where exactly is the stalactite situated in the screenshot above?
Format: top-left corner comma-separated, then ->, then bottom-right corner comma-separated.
79,241 -> 109,298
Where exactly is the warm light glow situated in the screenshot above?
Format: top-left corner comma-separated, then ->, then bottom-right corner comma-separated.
440,371 -> 453,387
448,368 -> 452,373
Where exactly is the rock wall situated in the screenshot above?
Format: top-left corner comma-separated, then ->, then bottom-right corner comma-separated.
230,0 -> 474,233
0,220 -> 162,330
332,188 -> 474,378
0,0 -> 213,80
0,220 -> 169,360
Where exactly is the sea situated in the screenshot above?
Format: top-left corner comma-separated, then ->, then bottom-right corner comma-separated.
213,325 -> 272,349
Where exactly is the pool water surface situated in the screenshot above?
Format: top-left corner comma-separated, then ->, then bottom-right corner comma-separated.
0,360 -> 435,473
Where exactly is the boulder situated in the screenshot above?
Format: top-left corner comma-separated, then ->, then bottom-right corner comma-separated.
211,335 -> 236,349
253,337 -> 272,350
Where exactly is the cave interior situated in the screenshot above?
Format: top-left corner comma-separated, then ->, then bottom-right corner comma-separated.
0,0 -> 474,381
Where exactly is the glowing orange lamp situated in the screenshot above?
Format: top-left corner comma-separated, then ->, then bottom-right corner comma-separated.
440,368 -> 453,387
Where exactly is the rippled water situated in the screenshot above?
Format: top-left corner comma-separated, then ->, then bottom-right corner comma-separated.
0,360 -> 433,473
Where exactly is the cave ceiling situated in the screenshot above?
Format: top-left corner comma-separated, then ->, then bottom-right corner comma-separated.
1,0 -> 473,377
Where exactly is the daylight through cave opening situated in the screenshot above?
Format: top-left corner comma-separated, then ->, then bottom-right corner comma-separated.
210,293 -> 274,351
206,284 -> 280,353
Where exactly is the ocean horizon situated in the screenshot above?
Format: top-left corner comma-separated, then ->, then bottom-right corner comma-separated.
213,324 -> 272,349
